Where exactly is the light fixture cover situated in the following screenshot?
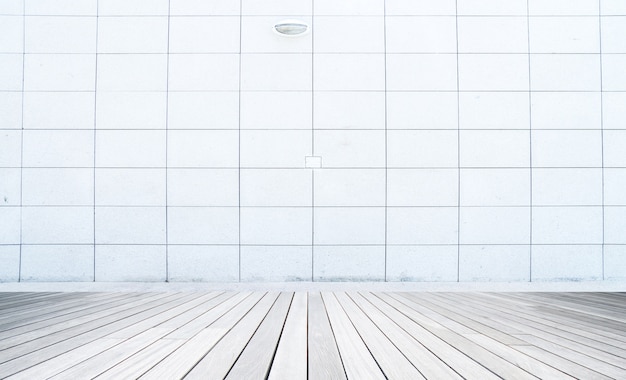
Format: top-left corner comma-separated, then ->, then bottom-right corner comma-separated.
274,20 -> 309,36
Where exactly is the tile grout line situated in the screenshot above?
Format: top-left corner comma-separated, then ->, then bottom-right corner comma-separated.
455,0 -> 461,282
311,0 -> 315,282
238,0 -> 243,282
18,1 -> 25,282
165,0 -> 171,282
598,2 -> 605,280
383,0 -> 388,282
93,1 -> 99,282
527,0 -> 533,282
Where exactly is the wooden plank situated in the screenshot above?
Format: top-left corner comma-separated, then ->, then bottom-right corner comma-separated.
352,292 -> 463,380
462,333 -> 576,379
371,292 -> 504,380
0,293 -> 201,378
321,292 -> 386,380
38,293 -> 228,379
225,292 -> 293,379
268,292 -> 307,380
513,334 -> 626,379
183,292 -> 281,380
307,292 -> 346,380
98,292 -> 253,380
334,292 -> 425,379
138,292 -> 266,380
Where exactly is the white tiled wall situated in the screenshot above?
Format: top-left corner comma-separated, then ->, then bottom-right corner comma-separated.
1,0 -> 625,282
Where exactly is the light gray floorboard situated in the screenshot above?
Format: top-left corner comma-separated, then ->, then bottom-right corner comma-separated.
307,292 -> 346,380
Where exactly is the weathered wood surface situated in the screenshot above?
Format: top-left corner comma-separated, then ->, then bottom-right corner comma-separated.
0,291 -> 623,379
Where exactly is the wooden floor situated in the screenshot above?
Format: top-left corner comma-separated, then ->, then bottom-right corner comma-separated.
0,292 -> 624,379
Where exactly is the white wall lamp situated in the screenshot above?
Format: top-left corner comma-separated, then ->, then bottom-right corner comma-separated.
274,20 -> 310,37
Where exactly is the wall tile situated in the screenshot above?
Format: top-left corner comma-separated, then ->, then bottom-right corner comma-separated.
97,54 -> 167,91
168,207 -> 238,244
170,0 -> 240,16
531,245 -> 602,281
96,168 -> 165,206
26,0 -> 97,15
0,92 -> 22,129
0,207 -> 20,244
241,246 -> 312,282
459,92 -> 530,129
21,245 -> 93,281
169,54 -> 239,91
532,130 -> 602,167
240,92 -> 310,130
96,130 -> 165,167
387,54 -> 457,91
0,16 -> 24,53
167,130 -> 238,168
0,169 -> 20,206
314,92 -> 385,130
95,207 -> 166,244
387,207 -> 458,245
387,169 -> 458,207
458,17 -> 528,53
168,92 -> 238,130
602,0 -> 626,15
386,16 -> 456,53
529,17 -> 599,53
242,54 -> 311,91
98,17 -> 168,53
0,130 -> 22,167
315,130 -> 385,168
602,93 -> 626,129
168,169 -> 238,206
168,245 -> 239,282
459,54 -> 529,91
314,207 -> 385,245
604,169 -> 626,206
25,54 -> 95,91
242,16 -> 311,53
387,92 -> 458,130
171,16 -> 240,53
386,245 -> 458,281
530,54 -> 601,91
25,16 -> 95,53
532,168 -> 602,206
314,0 -> 383,16
241,130 -> 310,168
457,0 -> 528,15
0,246 -> 20,282
605,207 -> 626,244
96,92 -> 166,129
531,92 -> 601,130
242,0 -> 312,15
22,206 -> 93,244
314,169 -> 385,206
460,169 -> 530,206
23,130 -> 93,167
532,206 -> 603,244
23,168 -> 93,206
95,245 -> 166,281
315,16 -> 384,53
460,207 -> 530,244
25,92 -> 95,129
460,130 -> 530,167
528,0 -> 599,16
240,169 -> 311,207
605,245 -> 626,280
604,130 -> 626,167
315,54 -> 384,91
602,54 -> 626,91
241,207 -> 312,245
313,246 -> 385,281
386,0 -> 456,16
388,130 -> 458,168
0,0 -> 23,15
459,245 -> 530,281
98,0 -> 170,16
0,54 -> 22,91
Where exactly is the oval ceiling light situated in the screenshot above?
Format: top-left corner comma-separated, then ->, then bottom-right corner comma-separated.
274,20 -> 309,37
